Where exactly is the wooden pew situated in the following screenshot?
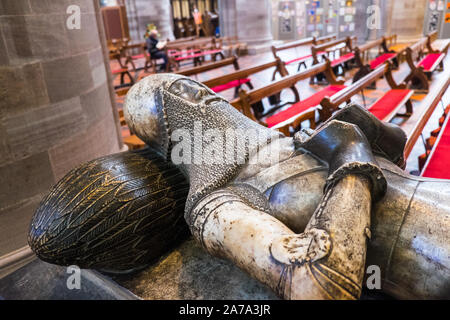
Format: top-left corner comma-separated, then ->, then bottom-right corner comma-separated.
166,37 -> 224,71
232,61 -> 345,136
122,38 -> 210,74
320,61 -> 413,122
384,34 -> 397,50
122,41 -> 155,73
271,34 -> 336,72
219,36 -> 248,57
404,73 -> 450,161
310,36 -> 356,83
167,35 -> 206,45
352,35 -> 399,84
404,32 -> 449,92
175,55 -> 240,77
420,103 -> 450,178
109,52 -> 135,88
203,58 -> 289,109
114,89 -> 146,150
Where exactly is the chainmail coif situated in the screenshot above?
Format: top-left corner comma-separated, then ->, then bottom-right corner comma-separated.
124,74 -> 282,228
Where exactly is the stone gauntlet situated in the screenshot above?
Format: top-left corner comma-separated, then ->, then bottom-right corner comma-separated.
297,119 -> 387,201
325,103 -> 407,168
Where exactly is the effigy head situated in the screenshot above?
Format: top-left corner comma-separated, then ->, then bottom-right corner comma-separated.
124,74 -> 281,218
124,73 -> 229,160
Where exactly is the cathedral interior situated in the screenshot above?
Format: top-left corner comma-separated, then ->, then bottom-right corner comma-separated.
0,0 -> 449,301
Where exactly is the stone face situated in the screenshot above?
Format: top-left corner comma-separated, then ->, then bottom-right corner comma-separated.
26,14 -> 69,60
390,0 -> 427,40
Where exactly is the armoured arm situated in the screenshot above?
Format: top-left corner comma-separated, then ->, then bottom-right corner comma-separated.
189,174 -> 372,299
189,120 -> 386,300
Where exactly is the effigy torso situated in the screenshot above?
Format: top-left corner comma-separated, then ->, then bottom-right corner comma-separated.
230,136 -> 450,299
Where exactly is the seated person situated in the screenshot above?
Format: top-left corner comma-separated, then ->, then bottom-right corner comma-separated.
146,29 -> 168,71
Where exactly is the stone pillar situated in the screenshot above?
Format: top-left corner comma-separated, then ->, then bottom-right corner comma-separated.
388,0 -> 427,42
0,0 -> 121,257
126,0 -> 174,41
219,0 -> 273,54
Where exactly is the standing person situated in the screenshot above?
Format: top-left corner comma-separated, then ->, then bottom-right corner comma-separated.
146,29 -> 168,71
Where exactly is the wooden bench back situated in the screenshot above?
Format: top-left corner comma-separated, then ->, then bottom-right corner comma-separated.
353,35 -> 396,67
231,61 -> 341,120
175,55 -> 239,76
425,30 -> 450,54
311,36 -> 355,63
406,37 -> 428,61
405,75 -> 450,158
166,37 -> 217,51
325,64 -> 386,106
271,34 -> 337,60
203,58 -> 287,88
357,38 -> 385,54
321,63 -> 392,110
384,34 -> 397,48
271,37 -> 315,56
428,30 -> 438,43
167,36 -> 208,45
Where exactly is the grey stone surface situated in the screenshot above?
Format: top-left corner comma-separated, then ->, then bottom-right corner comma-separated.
390,0 -> 428,41
42,54 -> 94,103
126,0 -> 175,41
4,97 -> 86,160
80,83 -> 111,125
0,27 -> 9,65
67,13 -> 102,55
219,0 -> 273,53
0,16 -> 34,62
29,0 -> 95,15
26,14 -> 69,60
0,62 -> 49,116
0,259 -> 138,300
0,197 -> 43,255
0,0 -> 32,16
0,152 -> 55,210
0,2 -> 120,258
48,112 -> 119,180
111,237 -> 279,300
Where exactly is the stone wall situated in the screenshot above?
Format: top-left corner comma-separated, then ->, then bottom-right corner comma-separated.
219,0 -> 273,54
0,0 -> 121,256
389,0 -> 427,42
126,0 -> 174,41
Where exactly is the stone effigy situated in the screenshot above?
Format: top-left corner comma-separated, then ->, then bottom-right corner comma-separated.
29,74 -> 449,299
